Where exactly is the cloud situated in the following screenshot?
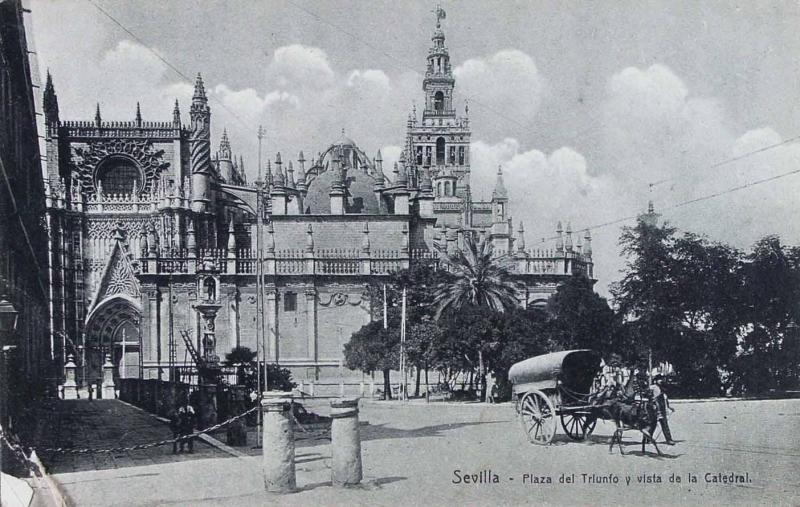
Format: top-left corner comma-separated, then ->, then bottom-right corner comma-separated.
599,64 -> 733,188
454,49 -> 544,139
267,44 -> 335,90
347,69 -> 391,92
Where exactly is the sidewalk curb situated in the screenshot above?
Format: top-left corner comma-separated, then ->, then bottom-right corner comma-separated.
114,399 -> 248,459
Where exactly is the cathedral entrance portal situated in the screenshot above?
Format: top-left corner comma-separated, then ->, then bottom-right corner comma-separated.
84,296 -> 142,387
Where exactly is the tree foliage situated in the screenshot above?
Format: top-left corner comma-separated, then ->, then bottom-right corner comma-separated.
614,213 -> 800,396
432,233 -> 522,320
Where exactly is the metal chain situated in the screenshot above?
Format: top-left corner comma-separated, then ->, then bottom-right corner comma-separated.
37,405 -> 259,455
4,404 -> 332,458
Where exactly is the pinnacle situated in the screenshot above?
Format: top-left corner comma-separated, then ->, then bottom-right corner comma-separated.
193,72 -> 207,99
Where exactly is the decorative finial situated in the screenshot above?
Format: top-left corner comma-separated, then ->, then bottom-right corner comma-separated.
172,99 -> 181,125
94,103 -> 102,126
135,102 -> 142,126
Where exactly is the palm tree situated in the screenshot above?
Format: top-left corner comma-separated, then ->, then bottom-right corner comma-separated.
432,232 -> 522,399
432,232 -> 521,318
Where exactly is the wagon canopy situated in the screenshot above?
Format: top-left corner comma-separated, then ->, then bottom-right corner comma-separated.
509,350 -> 602,394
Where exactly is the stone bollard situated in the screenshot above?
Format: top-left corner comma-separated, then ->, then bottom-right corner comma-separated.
330,398 -> 362,487
62,355 -> 78,400
102,354 -> 116,399
262,391 -> 296,493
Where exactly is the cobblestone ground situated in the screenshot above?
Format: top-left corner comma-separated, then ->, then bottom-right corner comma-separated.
47,398 -> 800,506
26,399 -> 230,474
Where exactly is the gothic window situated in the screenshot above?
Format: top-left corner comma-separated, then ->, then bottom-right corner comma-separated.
284,292 -> 297,312
436,137 -> 446,165
425,146 -> 432,166
449,146 -> 456,164
458,146 -> 465,165
96,157 -> 142,195
444,181 -> 451,196
437,181 -> 443,196
416,146 -> 423,165
434,91 -> 444,113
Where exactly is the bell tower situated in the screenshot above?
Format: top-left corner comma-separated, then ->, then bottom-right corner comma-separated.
405,5 -> 471,198
423,8 -> 455,116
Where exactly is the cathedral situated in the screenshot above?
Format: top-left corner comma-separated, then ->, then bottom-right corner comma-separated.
42,14 -> 595,388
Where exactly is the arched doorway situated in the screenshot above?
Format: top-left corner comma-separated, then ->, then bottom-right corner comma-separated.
84,296 -> 142,385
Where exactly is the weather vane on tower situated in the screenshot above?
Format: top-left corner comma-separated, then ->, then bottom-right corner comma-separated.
433,4 -> 446,28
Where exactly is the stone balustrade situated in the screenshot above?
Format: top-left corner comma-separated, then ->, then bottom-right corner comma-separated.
139,247 -> 410,276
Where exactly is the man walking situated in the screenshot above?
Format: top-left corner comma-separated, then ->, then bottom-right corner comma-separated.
651,375 -> 675,445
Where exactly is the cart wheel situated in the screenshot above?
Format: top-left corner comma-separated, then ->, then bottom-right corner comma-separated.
519,390 -> 556,445
560,412 -> 597,441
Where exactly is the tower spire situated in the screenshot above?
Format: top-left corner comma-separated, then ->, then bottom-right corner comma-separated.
492,165 -> 507,200
43,70 -> 59,125
172,99 -> 181,125
219,128 -> 231,159
193,72 -> 207,100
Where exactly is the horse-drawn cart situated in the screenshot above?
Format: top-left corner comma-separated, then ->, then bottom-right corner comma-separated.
509,350 -> 603,445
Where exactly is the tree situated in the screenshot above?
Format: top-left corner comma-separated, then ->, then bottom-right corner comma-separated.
431,233 -> 522,400
611,213 -> 679,366
432,234 -> 521,319
404,317 -> 441,396
225,346 -> 296,392
668,233 -> 743,395
731,236 -> 800,394
343,319 -> 400,399
489,306 -> 554,400
225,346 -> 256,366
546,276 -> 620,356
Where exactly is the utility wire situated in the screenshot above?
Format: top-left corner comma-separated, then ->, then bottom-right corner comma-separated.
649,134 -> 800,188
85,0 -> 270,141
531,165 -> 800,245
83,0 -> 799,241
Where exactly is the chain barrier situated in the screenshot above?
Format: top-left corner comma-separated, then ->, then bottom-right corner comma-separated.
3,402 -> 332,460
36,405 -> 260,455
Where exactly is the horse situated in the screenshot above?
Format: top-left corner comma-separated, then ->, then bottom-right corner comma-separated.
589,375 -> 662,456
598,397 -> 661,456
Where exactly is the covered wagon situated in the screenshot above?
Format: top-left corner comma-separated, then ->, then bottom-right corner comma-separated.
509,349 -> 603,444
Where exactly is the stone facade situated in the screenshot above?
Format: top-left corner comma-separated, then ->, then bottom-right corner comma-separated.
43,14 -> 595,385
0,0 -> 50,395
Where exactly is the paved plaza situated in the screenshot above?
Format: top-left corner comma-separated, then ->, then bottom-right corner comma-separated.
27,400 -> 230,474
30,397 -> 800,506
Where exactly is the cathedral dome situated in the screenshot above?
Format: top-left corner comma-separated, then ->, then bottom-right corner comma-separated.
304,133 -> 383,214
304,168 -> 380,214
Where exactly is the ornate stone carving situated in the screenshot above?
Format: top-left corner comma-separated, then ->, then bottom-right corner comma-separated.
86,217 -> 155,239
71,138 -> 170,196
318,291 -> 366,307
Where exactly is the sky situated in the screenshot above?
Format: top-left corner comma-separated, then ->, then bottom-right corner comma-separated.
27,0 -> 800,297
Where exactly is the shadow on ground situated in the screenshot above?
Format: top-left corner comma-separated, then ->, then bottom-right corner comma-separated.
360,420 -> 507,442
